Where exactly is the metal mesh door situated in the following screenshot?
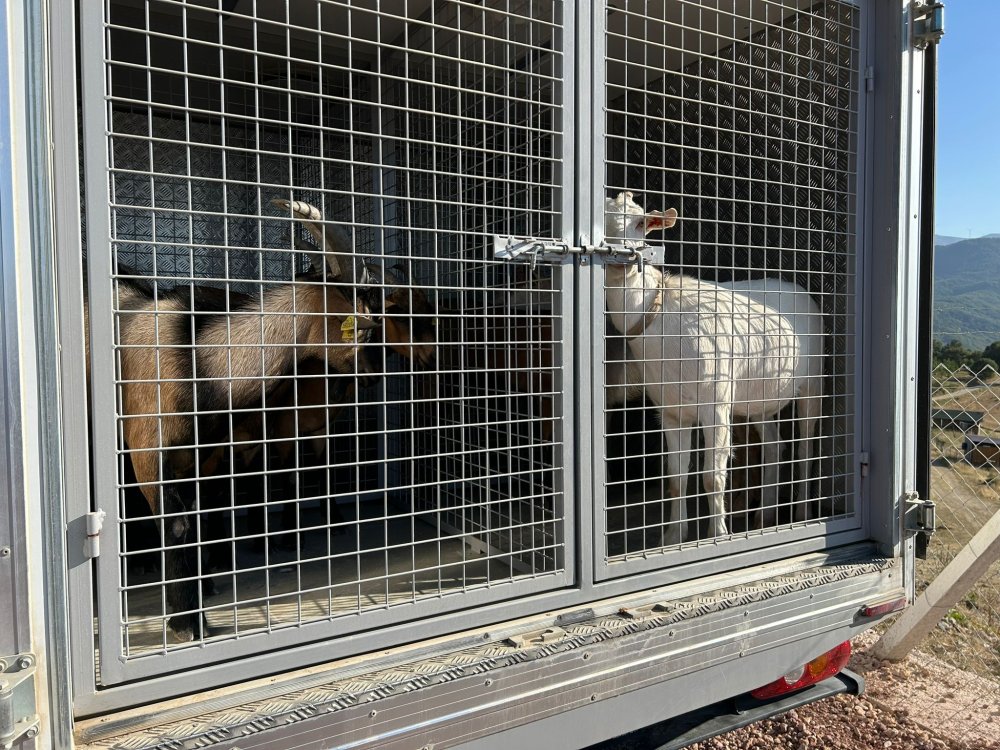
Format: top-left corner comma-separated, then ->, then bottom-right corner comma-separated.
598,0 -> 863,573
81,0 -> 569,687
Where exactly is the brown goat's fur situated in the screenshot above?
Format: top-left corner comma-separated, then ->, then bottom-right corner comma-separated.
115,280 -> 375,513
87,263 -> 376,641
377,285 -> 437,370
84,200 -> 386,640
86,200 -> 442,641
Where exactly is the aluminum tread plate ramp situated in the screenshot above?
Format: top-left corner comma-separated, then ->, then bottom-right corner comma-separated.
76,554 -> 898,750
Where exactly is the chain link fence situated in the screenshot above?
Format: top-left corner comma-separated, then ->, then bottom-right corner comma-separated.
925,363 -> 1000,676
871,362 -> 1000,747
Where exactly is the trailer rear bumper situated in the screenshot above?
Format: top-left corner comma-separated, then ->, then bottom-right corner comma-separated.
75,546 -> 901,750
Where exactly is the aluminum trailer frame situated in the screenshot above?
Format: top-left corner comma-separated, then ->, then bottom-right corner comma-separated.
0,0 -> 929,748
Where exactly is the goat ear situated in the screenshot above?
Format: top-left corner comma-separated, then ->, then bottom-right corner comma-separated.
608,191 -> 633,210
643,207 -> 678,234
353,315 -> 380,330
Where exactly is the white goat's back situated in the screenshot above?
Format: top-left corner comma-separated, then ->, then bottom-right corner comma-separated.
626,276 -> 799,422
718,277 -> 824,393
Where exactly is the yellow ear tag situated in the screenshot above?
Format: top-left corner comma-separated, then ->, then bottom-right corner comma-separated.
341,316 -> 356,342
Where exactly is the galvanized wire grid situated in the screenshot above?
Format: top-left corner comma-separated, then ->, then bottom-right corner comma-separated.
603,0 -> 860,558
97,0 -> 565,660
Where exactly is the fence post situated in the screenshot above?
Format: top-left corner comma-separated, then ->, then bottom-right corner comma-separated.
874,505 -> 1000,661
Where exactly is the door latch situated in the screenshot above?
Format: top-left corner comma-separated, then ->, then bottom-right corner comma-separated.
494,236 -> 664,268
904,491 -> 936,559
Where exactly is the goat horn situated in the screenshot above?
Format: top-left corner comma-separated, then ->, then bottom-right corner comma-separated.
292,236 -> 327,272
270,198 -> 347,280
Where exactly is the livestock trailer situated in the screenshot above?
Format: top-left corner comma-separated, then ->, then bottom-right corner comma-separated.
1,1 -> 939,748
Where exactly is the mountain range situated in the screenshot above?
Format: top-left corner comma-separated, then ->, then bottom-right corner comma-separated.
933,234 -> 1000,351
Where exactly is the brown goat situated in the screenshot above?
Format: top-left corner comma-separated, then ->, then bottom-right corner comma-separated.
86,198 -> 379,641
268,262 -> 437,465
163,228 -> 438,559
231,259 -> 438,548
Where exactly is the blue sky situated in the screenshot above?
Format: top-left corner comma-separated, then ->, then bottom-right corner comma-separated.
934,1 -> 1000,238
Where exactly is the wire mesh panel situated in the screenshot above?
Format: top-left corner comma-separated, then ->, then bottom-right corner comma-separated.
82,0 -> 568,686
599,0 -> 862,569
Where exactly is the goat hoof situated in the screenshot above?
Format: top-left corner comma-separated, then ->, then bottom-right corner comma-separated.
167,617 -> 196,643
168,613 -> 209,642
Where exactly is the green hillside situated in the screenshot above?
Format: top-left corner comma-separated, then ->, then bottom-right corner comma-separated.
934,236 -> 1000,351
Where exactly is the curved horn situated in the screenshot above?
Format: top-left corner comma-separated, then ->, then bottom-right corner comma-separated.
270,197 -> 349,280
292,236 -> 326,272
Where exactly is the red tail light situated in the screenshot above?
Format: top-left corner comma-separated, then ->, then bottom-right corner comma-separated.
750,641 -> 852,700
860,597 -> 908,619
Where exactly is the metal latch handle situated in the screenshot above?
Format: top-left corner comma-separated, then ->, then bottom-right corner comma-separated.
493,235 -> 664,267
904,491 -> 936,534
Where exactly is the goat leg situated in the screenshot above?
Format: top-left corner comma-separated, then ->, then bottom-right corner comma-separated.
661,414 -> 691,546
793,394 -> 822,522
160,455 -> 209,642
700,405 -> 733,539
754,419 -> 782,528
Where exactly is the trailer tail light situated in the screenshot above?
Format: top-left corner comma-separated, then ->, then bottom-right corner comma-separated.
860,597 -> 908,619
750,641 -> 852,700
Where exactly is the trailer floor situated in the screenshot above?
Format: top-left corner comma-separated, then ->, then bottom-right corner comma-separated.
111,500 -> 521,657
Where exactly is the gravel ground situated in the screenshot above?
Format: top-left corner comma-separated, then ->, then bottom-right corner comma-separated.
591,631 -> 1000,750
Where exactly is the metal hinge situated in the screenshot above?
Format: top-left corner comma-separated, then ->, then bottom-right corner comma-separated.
904,491 -> 935,560
864,66 -> 874,93
859,452 -> 870,478
0,654 -> 39,750
904,491 -> 936,535
911,1 -> 945,49
493,235 -> 664,269
84,509 -> 106,560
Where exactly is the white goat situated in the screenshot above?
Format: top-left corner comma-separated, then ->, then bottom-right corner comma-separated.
717,277 -> 824,526
603,192 -> 822,541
